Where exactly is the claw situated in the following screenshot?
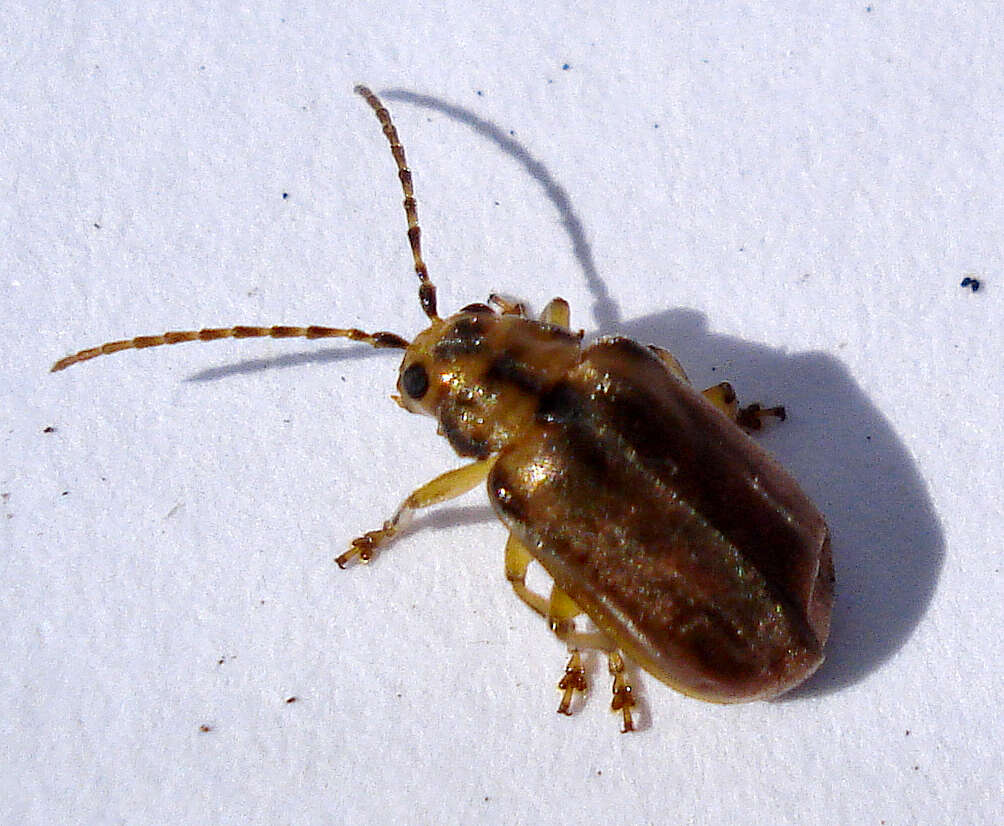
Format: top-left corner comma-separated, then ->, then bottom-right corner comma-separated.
556,651 -> 587,716
608,652 -> 636,733
335,534 -> 377,568
737,402 -> 786,430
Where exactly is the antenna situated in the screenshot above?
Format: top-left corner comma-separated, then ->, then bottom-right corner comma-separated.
49,85 -> 439,373
50,326 -> 407,372
355,85 -> 439,321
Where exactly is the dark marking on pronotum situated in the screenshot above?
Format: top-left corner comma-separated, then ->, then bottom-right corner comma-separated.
486,353 -> 542,394
433,316 -> 488,359
535,382 -> 583,425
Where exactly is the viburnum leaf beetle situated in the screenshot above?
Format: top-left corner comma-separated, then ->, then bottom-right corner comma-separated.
52,86 -> 834,732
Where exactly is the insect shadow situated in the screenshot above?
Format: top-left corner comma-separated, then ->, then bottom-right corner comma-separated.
381,88 -> 620,331
621,308 -> 944,699
184,342 -> 390,382
185,89 -> 944,702
382,89 -> 946,701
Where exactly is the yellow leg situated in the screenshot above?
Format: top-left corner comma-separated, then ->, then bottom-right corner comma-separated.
505,533 -> 606,646
546,585 -> 630,725
336,459 -> 493,567
504,534 -> 591,715
702,381 -> 739,419
546,586 -> 607,646
701,381 -> 786,430
506,533 -> 604,644
547,587 -> 591,718
487,293 -> 528,317
647,346 -> 785,431
504,533 -> 550,617
540,297 -> 571,329
551,595 -> 636,730
503,532 -> 636,730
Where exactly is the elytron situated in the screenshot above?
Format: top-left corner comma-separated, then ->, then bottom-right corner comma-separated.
53,86 -> 834,731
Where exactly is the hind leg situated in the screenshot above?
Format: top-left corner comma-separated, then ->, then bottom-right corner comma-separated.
646,344 -> 785,429
504,532 -> 636,732
701,381 -> 786,429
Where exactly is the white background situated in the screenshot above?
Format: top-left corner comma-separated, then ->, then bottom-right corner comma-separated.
3,2 -> 1002,824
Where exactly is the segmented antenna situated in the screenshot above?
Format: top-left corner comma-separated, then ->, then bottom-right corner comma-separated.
50,85 -> 440,373
354,85 -> 439,321
50,326 -> 408,372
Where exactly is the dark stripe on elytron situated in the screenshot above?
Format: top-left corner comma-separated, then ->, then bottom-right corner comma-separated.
537,384 -> 619,484
535,381 -> 583,425
433,316 -> 488,360
604,573 -> 765,681
485,353 -> 542,395
526,427 -> 800,679
501,424 -> 775,678
603,385 -> 801,579
586,343 -> 813,636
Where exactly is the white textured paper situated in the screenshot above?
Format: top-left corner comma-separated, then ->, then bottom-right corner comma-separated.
2,3 -> 1001,824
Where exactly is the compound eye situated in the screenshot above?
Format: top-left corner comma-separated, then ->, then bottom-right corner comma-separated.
401,362 -> 430,400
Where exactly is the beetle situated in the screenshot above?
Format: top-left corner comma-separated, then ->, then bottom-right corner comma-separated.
52,85 -> 834,732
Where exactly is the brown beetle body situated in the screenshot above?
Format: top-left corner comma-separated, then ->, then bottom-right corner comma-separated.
52,86 -> 833,730
488,337 -> 832,702
396,307 -> 832,703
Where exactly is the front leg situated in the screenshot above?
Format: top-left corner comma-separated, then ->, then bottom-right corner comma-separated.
336,459 -> 493,567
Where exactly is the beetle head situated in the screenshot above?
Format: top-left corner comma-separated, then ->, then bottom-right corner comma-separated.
395,307 -> 582,459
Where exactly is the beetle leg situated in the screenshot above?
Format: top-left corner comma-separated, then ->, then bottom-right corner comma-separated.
701,381 -> 787,430
336,459 -> 493,567
540,297 -> 570,329
650,347 -> 786,430
547,587 -> 591,716
701,381 -> 740,419
488,293 -> 528,317
548,585 -> 638,725
504,534 -> 611,647
503,533 -> 635,728
607,651 -> 636,733
548,588 -> 636,730
736,401 -> 787,430
546,585 -> 591,641
503,535 -> 589,716
504,532 -> 550,617
557,650 -> 588,717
